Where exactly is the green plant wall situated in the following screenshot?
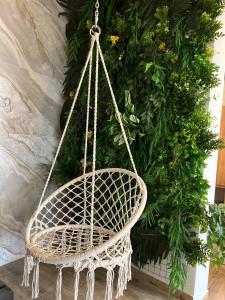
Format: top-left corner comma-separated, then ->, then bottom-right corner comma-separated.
56,0 -> 225,292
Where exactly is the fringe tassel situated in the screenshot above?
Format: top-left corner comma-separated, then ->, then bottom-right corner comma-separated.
104,267 -> 114,300
86,267 -> 95,300
123,261 -> 128,291
22,255 -> 33,287
73,270 -> 80,300
32,261 -> 39,299
116,255 -> 131,299
116,263 -> 125,298
127,252 -> 132,282
122,253 -> 132,292
56,266 -> 63,300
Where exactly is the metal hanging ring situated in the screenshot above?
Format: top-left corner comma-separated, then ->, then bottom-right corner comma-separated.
90,25 -> 101,36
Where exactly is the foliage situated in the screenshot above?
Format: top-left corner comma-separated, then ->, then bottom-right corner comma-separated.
208,204 -> 225,265
56,0 -> 225,292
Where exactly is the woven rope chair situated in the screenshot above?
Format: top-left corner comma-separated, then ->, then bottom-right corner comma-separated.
22,25 -> 147,300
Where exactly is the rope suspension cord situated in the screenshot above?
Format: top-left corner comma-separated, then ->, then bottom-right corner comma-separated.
38,40 -> 140,207
96,38 -> 140,184
37,1 -> 140,208
89,0 -> 141,187
89,0 -> 100,245
90,33 -> 99,247
37,38 -> 95,208
82,43 -> 93,224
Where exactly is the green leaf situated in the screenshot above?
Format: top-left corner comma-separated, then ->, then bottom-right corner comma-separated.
145,62 -> 154,72
152,65 -> 165,86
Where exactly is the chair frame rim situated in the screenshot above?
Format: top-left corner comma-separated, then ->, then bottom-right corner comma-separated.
26,168 -> 147,265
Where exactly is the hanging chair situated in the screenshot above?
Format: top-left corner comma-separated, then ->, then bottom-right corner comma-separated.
22,4 -> 147,300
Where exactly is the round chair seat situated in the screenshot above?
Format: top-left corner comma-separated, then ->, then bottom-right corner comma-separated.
27,224 -> 116,261
27,224 -> 133,269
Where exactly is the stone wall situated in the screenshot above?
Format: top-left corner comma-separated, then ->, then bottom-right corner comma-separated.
0,0 -> 66,265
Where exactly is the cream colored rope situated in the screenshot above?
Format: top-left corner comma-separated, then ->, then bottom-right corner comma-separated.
90,33 -> 100,246
37,29 -> 140,208
37,37 -> 96,207
83,39 -> 93,223
83,42 -> 93,177
96,38 -> 140,183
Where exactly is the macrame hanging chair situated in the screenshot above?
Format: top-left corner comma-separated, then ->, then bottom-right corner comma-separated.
22,3 -> 147,299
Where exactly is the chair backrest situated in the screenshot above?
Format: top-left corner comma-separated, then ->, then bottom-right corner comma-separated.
28,168 -> 145,240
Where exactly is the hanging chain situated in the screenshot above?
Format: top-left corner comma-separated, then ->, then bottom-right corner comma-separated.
90,0 -> 101,35
94,0 -> 99,27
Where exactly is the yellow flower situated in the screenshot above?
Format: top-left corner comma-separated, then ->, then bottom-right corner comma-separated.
108,35 -> 120,45
159,41 -> 166,51
86,20 -> 93,29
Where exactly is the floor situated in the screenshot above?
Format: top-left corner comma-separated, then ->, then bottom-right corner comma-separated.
206,265 -> 225,300
1,259 -> 225,300
0,279 -> 13,300
0,259 -> 179,300
214,186 -> 225,203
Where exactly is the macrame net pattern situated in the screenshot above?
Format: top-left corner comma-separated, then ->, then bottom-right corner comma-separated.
27,169 -> 142,263
22,29 -> 147,300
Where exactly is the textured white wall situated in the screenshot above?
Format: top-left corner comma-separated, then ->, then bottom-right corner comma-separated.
0,0 -> 66,265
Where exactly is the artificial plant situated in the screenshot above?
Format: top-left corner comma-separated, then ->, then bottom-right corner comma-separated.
55,0 -> 225,292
